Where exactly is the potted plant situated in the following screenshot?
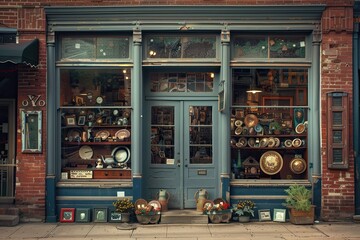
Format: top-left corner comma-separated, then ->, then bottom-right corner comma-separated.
112,198 -> 134,222
284,184 -> 315,225
202,199 -> 232,223
135,204 -> 161,224
233,200 -> 255,222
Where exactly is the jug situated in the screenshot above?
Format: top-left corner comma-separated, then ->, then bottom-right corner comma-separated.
157,189 -> 170,212
194,188 -> 208,212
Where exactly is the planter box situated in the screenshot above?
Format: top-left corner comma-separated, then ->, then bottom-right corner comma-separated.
289,206 -> 315,225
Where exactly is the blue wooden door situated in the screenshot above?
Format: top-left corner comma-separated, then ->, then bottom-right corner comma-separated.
144,101 -> 218,209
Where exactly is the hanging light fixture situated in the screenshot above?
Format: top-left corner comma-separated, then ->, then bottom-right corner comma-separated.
246,79 -> 262,94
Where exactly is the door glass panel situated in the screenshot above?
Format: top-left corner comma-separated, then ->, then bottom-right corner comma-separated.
150,106 -> 175,164
189,106 -> 213,164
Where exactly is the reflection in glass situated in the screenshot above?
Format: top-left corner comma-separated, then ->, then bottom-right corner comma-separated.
233,36 -> 268,58
150,72 -> 213,93
146,35 -> 216,59
151,106 -> 175,164
189,106 -> 213,164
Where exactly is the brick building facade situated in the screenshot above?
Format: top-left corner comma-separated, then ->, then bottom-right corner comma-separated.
0,0 -> 358,222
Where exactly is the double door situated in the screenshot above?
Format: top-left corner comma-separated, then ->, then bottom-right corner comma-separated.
144,100 -> 218,209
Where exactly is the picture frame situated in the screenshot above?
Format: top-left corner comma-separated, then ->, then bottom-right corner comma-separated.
218,90 -> 225,112
21,110 -> 42,153
296,88 -> 307,106
60,208 -> 75,223
258,209 -> 272,221
93,208 -> 108,222
66,115 -> 76,126
109,211 -> 122,223
273,208 -> 286,222
77,115 -> 86,126
75,208 -> 91,222
75,96 -> 84,106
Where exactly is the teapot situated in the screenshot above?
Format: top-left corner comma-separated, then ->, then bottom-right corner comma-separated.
101,155 -> 115,168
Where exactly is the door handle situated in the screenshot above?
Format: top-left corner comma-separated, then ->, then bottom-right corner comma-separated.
177,159 -> 181,167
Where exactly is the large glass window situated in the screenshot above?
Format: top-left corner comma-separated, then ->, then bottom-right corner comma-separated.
231,68 -> 308,180
59,68 -> 131,180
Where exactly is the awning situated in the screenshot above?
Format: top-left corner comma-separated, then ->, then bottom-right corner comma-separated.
0,39 -> 39,67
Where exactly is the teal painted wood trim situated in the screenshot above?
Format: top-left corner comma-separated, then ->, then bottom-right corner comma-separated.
45,6 -> 324,32
46,177 -> 57,222
310,31 -> 321,178
133,176 -> 142,201
354,22 -> 360,215
221,176 -> 230,201
313,178 -> 321,218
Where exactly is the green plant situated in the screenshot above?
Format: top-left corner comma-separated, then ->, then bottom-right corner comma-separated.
284,184 -> 312,211
113,198 -> 134,213
233,200 -> 255,217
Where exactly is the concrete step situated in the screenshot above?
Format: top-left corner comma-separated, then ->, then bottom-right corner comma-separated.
160,210 -> 209,224
0,207 -> 19,215
0,214 -> 19,226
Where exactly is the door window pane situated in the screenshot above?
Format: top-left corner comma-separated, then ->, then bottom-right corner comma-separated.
151,106 -> 175,164
189,106 -> 213,164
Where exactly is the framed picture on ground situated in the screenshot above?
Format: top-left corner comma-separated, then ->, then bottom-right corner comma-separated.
258,209 -> 271,222
93,208 -> 108,222
60,208 -> 75,223
273,209 -> 286,222
75,208 -> 91,223
109,211 -> 122,223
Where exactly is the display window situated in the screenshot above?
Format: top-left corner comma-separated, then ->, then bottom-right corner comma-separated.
59,68 -> 131,180
231,68 -> 308,180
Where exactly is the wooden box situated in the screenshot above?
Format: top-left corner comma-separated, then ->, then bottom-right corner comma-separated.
93,169 -> 131,179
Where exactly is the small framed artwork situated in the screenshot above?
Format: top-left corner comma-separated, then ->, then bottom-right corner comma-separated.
60,208 -> 75,223
78,115 -> 86,126
93,208 -> 108,222
273,209 -> 286,222
258,209 -> 272,222
75,96 -> 84,106
66,115 -> 76,126
109,211 -> 122,222
75,208 -> 91,223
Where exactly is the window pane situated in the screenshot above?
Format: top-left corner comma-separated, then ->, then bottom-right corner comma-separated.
333,149 -> 343,163
332,112 -> 342,125
60,69 -> 131,107
146,35 -> 216,59
233,36 -> 268,58
269,36 -> 306,58
96,37 -> 129,59
150,72 -> 214,93
332,96 -> 342,107
333,130 -> 342,143
62,37 -> 95,59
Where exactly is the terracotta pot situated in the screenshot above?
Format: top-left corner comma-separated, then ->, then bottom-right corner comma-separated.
289,206 -> 315,225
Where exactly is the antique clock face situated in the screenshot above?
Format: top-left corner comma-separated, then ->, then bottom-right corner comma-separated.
96,96 -> 103,104
79,145 -> 93,160
113,109 -> 119,116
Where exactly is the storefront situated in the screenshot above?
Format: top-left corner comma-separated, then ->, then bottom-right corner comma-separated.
42,5 -> 332,222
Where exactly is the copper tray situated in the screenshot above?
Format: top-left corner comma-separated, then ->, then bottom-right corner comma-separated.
244,114 -> 259,128
260,151 -> 283,175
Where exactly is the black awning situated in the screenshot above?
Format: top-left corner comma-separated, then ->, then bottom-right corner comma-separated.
0,39 -> 39,67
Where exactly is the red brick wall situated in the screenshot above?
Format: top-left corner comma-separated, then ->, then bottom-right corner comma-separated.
320,4 -> 354,221
1,0 -> 355,221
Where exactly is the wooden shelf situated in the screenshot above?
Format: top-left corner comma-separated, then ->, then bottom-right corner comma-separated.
64,141 -> 131,146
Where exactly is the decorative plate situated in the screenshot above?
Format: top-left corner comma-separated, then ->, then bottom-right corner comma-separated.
135,199 -> 148,210
254,124 -> 263,133
236,137 -> 247,148
295,123 -> 306,134
235,120 -> 243,127
274,138 -> 281,147
284,139 -> 293,148
111,146 -> 130,163
234,127 -> 243,135
79,145 -> 93,160
95,130 -> 110,141
290,157 -> 307,174
260,151 -> 283,175
244,114 -> 259,128
267,137 -> 276,148
259,138 -> 268,148
67,129 -> 82,142
247,138 -> 255,148
292,138 -> 302,147
148,200 -> 162,211
115,129 -> 131,140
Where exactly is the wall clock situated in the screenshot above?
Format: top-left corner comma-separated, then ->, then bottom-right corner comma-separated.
79,145 -> 93,160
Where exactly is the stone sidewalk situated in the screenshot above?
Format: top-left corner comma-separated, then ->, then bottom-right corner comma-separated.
0,222 -> 359,240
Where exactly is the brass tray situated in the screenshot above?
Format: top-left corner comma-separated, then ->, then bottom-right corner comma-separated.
290,158 -> 307,174
244,114 -> 259,128
260,151 -> 283,175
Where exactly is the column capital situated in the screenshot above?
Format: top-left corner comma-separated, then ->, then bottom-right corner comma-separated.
221,29 -> 230,44
312,23 -> 322,44
133,28 -> 142,44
